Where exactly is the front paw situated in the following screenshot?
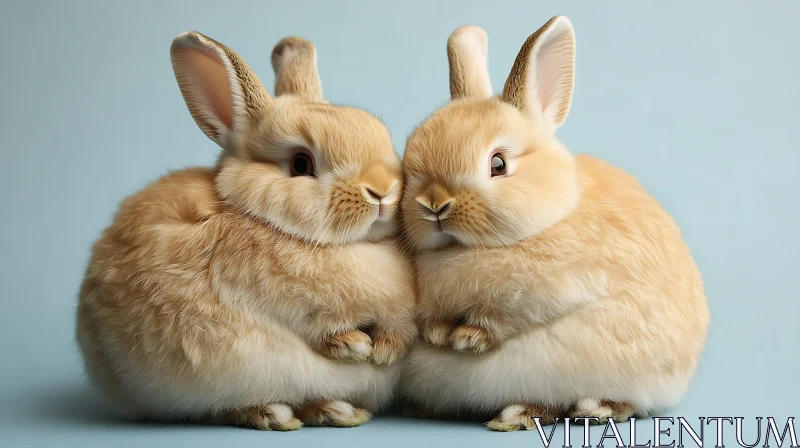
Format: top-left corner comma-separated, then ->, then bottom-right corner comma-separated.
320,330 -> 372,363
449,324 -> 495,354
419,319 -> 457,347
370,330 -> 413,365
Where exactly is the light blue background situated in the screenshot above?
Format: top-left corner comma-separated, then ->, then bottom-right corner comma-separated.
1,1 -> 798,447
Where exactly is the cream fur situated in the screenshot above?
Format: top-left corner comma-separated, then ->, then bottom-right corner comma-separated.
401,158 -> 707,417
77,32 -> 415,428
399,17 -> 708,426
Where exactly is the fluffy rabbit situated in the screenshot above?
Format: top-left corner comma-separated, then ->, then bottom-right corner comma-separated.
399,17 -> 709,430
76,31 -> 416,430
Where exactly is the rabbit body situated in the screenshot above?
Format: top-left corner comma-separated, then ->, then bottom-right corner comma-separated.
77,32 -> 416,429
78,168 -> 412,420
398,18 -> 709,427
401,154 -> 707,417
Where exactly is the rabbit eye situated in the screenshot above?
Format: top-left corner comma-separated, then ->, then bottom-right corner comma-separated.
490,153 -> 507,177
291,152 -> 315,177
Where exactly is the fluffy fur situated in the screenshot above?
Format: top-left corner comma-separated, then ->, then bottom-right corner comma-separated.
398,17 -> 709,430
76,31 -> 416,430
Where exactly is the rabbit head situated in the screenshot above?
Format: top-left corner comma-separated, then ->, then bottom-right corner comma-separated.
171,32 -> 401,245
401,17 -> 581,250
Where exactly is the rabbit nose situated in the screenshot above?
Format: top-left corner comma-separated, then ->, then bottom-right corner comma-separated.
361,182 -> 397,205
416,196 -> 455,220
364,187 -> 386,202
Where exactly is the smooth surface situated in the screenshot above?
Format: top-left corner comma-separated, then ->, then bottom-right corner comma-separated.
1,1 -> 798,447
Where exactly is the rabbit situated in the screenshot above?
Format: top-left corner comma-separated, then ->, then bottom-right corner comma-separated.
398,16 -> 709,431
76,31 -> 417,431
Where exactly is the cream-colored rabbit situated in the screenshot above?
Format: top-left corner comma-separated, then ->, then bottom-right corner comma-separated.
399,17 -> 709,430
76,31 -> 416,430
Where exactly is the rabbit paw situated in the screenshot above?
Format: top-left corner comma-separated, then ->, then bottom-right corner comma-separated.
486,404 -> 559,432
296,401 -> 372,427
449,324 -> 495,354
370,330 -> 412,365
320,329 -> 372,362
569,399 -> 634,424
225,403 -> 302,431
419,318 -> 457,347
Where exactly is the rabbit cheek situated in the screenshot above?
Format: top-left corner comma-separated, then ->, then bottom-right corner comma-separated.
437,190 -> 497,247
328,183 -> 376,241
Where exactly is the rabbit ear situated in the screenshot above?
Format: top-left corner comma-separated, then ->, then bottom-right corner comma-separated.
271,37 -> 323,101
170,31 -> 271,149
501,16 -> 575,132
447,25 -> 493,99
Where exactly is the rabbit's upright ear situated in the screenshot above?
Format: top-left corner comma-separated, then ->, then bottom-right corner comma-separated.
447,26 -> 493,100
170,31 -> 271,149
501,16 -> 575,132
271,37 -> 323,101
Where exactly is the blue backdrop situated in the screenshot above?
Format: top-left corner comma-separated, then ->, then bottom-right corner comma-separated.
1,1 -> 797,447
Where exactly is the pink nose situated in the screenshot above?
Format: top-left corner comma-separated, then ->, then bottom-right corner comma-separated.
365,187 -> 385,202
418,197 -> 455,220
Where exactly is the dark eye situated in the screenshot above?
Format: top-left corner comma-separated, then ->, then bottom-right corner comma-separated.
490,153 -> 507,177
291,152 -> 315,177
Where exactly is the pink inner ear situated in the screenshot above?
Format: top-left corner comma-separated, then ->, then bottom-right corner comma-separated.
531,23 -> 573,128
180,47 -> 234,130
536,39 -> 562,118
